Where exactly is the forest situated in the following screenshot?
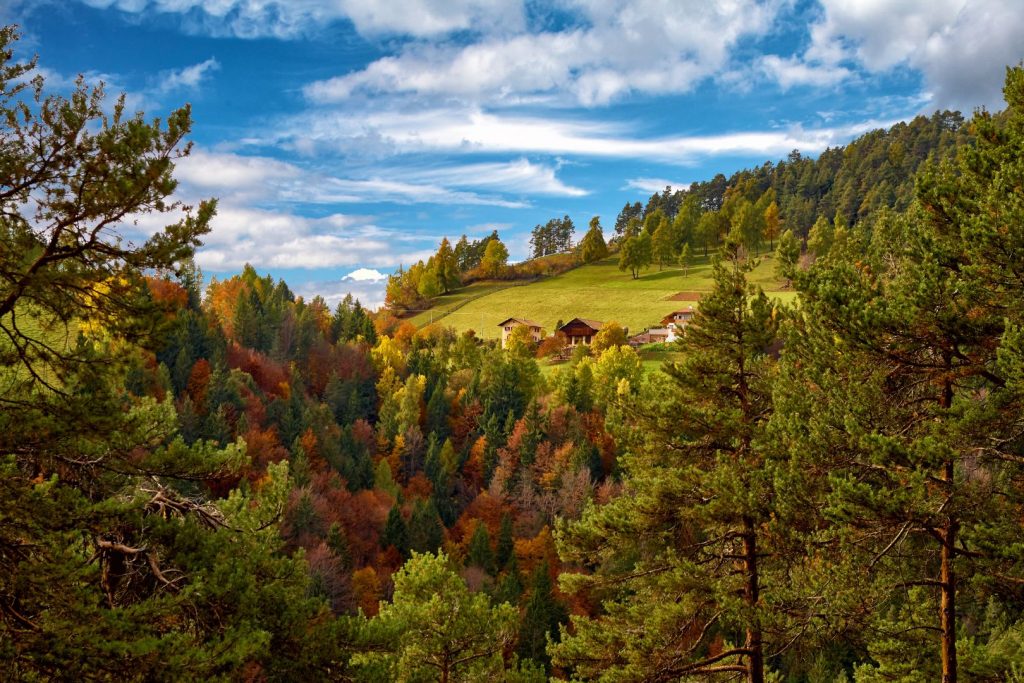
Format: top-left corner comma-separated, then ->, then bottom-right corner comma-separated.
3,24 -> 1024,683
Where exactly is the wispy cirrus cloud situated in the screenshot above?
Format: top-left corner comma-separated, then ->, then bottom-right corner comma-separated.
175,149 -> 586,206
265,105 -> 900,165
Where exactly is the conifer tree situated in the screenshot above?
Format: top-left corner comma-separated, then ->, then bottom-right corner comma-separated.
554,245 -> 797,682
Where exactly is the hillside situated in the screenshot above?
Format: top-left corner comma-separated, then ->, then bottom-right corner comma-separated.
409,251 -> 794,339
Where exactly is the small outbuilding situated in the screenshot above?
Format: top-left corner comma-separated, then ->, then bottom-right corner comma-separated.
558,318 -> 604,346
497,317 -> 544,348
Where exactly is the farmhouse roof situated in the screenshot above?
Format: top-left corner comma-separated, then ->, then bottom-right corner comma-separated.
559,318 -> 605,332
497,317 -> 542,328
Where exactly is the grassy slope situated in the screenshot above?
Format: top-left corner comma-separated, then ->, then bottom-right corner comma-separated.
412,252 -> 796,340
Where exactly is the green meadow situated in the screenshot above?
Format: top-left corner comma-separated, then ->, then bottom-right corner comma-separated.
409,252 -> 796,340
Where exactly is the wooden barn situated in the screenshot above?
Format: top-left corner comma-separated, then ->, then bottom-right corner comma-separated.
558,318 -> 604,346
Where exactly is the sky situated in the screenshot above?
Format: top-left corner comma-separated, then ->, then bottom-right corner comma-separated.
4,0 -> 1024,308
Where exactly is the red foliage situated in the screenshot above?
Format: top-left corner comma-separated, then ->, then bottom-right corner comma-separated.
226,343 -> 289,397
403,472 -> 434,501
243,425 -> 288,480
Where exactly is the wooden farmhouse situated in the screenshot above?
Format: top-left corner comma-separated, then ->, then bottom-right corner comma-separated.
497,317 -> 544,348
661,306 -> 696,329
558,318 -> 604,346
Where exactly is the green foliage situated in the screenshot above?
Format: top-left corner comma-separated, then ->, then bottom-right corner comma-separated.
578,216 -> 610,263
553,249 -> 791,681
618,232 -> 653,279
466,522 -> 496,574
480,238 -> 510,278
357,552 -> 519,682
517,562 -> 567,670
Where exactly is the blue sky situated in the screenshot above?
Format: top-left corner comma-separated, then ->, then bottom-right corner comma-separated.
5,0 -> 1024,307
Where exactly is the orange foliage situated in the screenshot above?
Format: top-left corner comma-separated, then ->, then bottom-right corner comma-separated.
351,567 -> 382,616
392,321 -> 418,348
204,277 -> 247,336
403,472 -> 434,501
185,358 -> 211,413
462,436 -> 487,492
536,331 -> 568,359
513,525 -> 559,576
243,425 -> 288,479
146,277 -> 188,310
452,491 -> 508,545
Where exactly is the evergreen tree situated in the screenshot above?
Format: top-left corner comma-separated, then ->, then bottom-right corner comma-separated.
578,215 -> 610,263
518,562 -> 568,671
467,522 -> 496,575
382,505 -> 410,558
358,552 -> 521,681
496,513 -> 515,568
408,500 -> 445,554
554,247 -> 794,682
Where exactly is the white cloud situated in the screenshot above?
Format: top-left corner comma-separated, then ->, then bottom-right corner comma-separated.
269,105 -> 896,164
756,55 -> 851,91
305,1 -> 784,106
175,149 -> 588,205
189,206 -> 434,271
405,158 -> 588,197
807,0 -> 1024,110
296,277 -> 390,310
343,267 -> 389,282
156,57 -> 220,92
78,0 -> 524,39
624,177 -> 691,194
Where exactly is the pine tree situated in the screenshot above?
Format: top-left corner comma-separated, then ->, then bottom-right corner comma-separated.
383,505 -> 409,558
554,246 -> 794,682
467,522 -> 496,574
517,562 -> 568,670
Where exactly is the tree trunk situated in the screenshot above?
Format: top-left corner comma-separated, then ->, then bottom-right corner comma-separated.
742,516 -> 764,683
940,460 -> 958,683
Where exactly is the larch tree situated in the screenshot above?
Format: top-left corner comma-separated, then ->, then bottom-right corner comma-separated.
480,237 -> 509,278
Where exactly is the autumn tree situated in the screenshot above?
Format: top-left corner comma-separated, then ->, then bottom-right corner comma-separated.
480,237 -> 510,278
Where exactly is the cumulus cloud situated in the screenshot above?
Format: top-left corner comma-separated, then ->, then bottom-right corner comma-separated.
305,1 -> 783,106
343,267 -> 389,282
807,0 -> 1024,110
296,276 -> 390,310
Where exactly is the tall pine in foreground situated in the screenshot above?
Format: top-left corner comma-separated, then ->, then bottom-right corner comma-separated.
776,66 -> 1024,683
0,28 -> 349,679
553,245 -> 811,682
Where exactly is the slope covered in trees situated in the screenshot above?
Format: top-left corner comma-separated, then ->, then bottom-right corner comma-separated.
4,23 -> 1024,682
